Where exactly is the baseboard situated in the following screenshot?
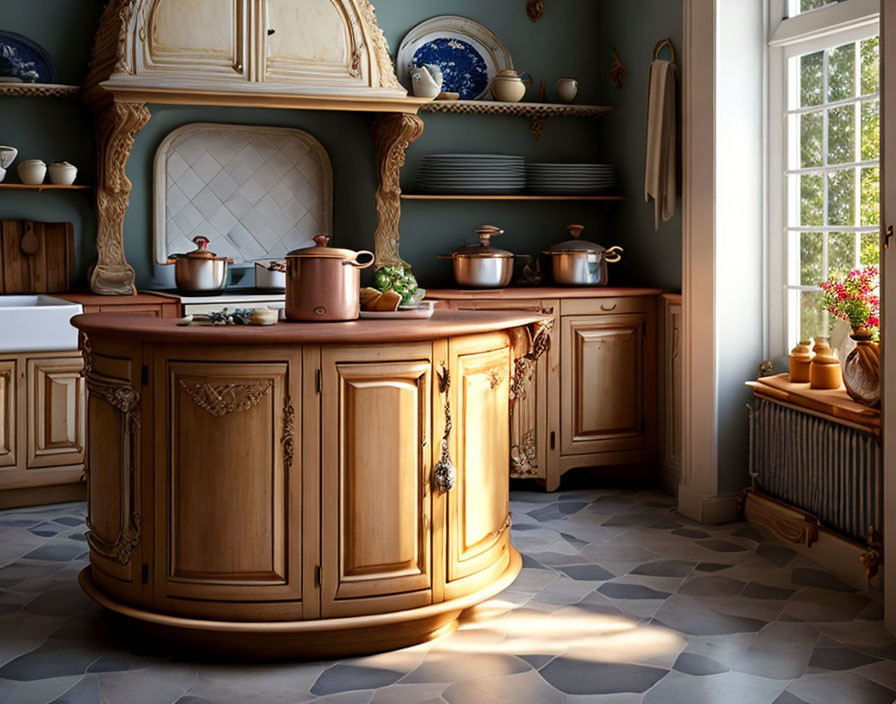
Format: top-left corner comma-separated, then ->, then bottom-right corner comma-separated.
744,491 -> 881,592
0,483 -> 86,510
677,484 -> 739,524
661,464 -> 680,497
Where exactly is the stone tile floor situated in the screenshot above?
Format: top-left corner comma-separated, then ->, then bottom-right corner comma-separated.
1,489 -> 895,703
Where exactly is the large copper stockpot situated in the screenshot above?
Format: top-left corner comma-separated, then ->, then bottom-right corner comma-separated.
285,235 -> 374,321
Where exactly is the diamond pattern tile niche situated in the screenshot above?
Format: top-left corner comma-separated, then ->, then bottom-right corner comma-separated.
153,123 -> 333,266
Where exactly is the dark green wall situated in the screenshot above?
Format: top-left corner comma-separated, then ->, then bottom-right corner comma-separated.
0,0 -> 681,291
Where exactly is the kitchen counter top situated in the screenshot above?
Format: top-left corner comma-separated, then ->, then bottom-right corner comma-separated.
72,309 -> 548,345
426,286 -> 665,300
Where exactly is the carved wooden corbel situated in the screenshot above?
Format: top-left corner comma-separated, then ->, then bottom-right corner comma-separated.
370,113 -> 424,268
90,99 -> 151,295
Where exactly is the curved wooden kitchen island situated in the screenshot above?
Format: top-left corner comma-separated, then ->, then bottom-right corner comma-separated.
71,310 -> 546,657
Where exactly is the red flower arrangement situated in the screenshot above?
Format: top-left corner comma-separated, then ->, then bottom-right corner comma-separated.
819,266 -> 880,333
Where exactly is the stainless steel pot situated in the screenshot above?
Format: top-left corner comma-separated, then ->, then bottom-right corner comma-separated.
166,236 -> 232,291
438,225 -> 519,289
285,235 -> 374,321
543,225 -> 623,286
254,261 -> 286,291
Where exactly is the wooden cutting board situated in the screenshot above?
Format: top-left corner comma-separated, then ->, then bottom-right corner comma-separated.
0,220 -> 75,293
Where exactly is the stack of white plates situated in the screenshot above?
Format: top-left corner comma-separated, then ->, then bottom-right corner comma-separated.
417,154 -> 526,194
526,163 -> 617,194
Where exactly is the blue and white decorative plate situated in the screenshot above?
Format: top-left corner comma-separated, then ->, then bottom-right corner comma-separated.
397,16 -> 513,100
0,30 -> 57,84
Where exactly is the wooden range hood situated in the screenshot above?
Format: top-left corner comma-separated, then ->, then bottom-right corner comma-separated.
82,0 -> 428,295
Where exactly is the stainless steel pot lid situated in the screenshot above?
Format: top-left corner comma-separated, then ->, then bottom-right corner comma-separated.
445,225 -> 513,259
287,234 -> 358,260
543,225 -> 607,254
168,236 -> 230,262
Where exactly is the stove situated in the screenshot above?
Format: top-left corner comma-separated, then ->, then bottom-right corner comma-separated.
155,288 -> 285,316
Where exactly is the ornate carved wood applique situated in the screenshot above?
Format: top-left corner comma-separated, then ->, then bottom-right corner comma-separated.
84,370 -> 142,565
179,379 -> 273,417
281,394 -> 295,469
371,113 -> 425,268
509,318 -> 553,478
90,100 -> 151,295
527,0 -> 545,22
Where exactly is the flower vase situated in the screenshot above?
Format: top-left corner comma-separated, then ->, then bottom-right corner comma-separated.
842,327 -> 880,407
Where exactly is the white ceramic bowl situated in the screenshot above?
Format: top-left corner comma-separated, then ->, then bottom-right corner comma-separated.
17,159 -> 47,185
47,162 -> 77,185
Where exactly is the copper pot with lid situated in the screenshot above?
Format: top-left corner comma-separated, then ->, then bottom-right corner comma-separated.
438,225 -> 521,289
543,224 -> 623,286
285,235 -> 374,321
165,235 -> 233,291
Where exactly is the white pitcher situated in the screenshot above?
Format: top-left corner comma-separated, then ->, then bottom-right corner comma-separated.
0,146 -> 17,183
410,64 -> 443,99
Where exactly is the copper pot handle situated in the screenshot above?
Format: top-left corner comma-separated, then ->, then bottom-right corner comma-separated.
602,246 -> 624,264
342,250 -> 375,269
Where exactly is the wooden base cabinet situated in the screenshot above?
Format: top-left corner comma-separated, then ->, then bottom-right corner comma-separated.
77,327 -> 526,656
0,351 -> 85,504
438,294 -> 658,491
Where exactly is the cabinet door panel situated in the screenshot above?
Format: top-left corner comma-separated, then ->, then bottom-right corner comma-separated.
145,0 -> 247,78
262,0 -> 365,85
157,359 -> 300,604
27,358 -> 85,469
561,314 -> 649,455
443,299 -> 559,485
447,335 -> 511,583
321,350 -> 432,616
0,360 -> 15,469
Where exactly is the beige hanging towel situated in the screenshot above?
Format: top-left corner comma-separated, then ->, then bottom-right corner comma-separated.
644,58 -> 678,229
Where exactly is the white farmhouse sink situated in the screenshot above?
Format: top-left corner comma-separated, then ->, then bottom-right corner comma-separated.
0,295 -> 82,353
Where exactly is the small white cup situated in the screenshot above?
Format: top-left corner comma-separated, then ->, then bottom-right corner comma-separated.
557,78 -> 579,103
48,161 -> 77,185
18,159 -> 47,185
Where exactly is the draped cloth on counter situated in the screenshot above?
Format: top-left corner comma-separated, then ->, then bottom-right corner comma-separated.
645,59 -> 679,229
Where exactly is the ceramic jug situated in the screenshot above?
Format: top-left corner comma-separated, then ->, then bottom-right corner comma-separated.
490,70 -> 532,102
410,64 -> 443,99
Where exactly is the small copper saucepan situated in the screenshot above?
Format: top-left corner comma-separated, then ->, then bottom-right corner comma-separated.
165,235 -> 233,291
285,235 -> 374,321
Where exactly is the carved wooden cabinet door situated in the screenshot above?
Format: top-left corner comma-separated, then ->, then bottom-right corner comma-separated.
154,354 -> 302,613
142,0 -> 249,80
560,311 -> 656,456
26,357 -> 85,469
261,0 -> 367,86
0,361 -> 15,469
320,345 -> 433,617
445,333 -> 512,585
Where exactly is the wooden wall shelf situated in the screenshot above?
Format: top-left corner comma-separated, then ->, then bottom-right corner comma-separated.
401,194 -> 628,201
0,83 -> 80,100
0,184 -> 91,191
418,100 -> 617,139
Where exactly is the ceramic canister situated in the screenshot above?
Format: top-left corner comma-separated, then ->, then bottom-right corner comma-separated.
47,161 -> 77,185
809,338 -> 842,390
557,78 -> 579,103
788,339 -> 813,383
17,159 -> 46,185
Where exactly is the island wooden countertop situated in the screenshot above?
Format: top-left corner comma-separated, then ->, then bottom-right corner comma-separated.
425,286 -> 665,300
71,309 -> 550,345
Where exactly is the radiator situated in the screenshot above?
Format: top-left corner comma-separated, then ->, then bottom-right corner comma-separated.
748,396 -> 882,543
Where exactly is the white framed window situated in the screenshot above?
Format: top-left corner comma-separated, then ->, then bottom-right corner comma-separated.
767,0 -> 879,352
